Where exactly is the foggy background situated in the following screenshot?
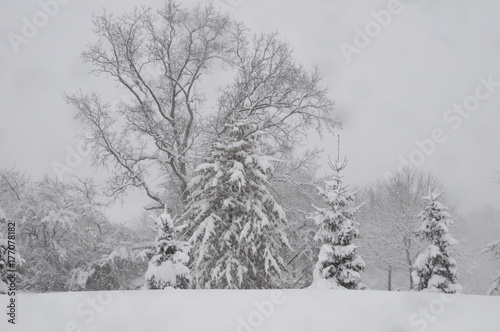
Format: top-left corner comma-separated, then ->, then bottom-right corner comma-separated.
1,0 -> 499,223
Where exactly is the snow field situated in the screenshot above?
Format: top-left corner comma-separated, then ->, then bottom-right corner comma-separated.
1,289 -> 500,332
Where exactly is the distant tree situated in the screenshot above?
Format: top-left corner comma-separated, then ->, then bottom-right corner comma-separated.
0,170 -> 144,292
145,206 -> 190,289
0,170 -> 26,294
310,157 -> 364,289
356,167 -> 448,290
485,240 -> 500,295
412,190 -> 461,293
484,241 -> 500,295
180,119 -> 291,289
485,173 -> 500,295
0,171 -> 27,294
454,205 -> 500,295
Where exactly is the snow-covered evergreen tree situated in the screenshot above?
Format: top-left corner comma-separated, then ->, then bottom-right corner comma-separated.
412,189 -> 461,293
145,206 -> 191,289
310,159 -> 365,290
180,119 -> 290,289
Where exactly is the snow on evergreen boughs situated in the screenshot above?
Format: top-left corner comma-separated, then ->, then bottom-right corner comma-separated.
311,169 -> 365,290
411,189 -> 461,294
180,119 -> 291,289
145,207 -> 191,289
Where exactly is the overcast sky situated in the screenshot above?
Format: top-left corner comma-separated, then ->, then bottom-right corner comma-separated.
1,0 -> 499,222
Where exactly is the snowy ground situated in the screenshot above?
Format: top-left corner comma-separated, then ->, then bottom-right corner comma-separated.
1,289 -> 499,331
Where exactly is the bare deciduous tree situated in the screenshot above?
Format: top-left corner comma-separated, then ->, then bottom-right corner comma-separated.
484,172 -> 500,295
66,2 -> 233,207
66,1 -> 338,211
485,240 -> 500,295
215,28 -> 338,154
356,166 -> 448,290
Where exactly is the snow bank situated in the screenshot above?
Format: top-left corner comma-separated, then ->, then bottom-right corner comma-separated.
1,290 -> 500,331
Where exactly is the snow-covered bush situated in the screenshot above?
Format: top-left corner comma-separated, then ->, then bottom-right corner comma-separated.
145,207 -> 191,289
68,245 -> 147,291
180,119 -> 291,289
412,190 -> 461,293
310,166 -> 365,290
0,171 -> 145,292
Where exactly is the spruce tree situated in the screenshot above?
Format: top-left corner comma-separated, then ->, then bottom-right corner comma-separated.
145,206 -> 191,289
180,119 -> 290,289
311,158 -> 365,289
412,189 -> 461,293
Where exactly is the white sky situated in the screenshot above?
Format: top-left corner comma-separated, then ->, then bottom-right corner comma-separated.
1,0 -> 499,222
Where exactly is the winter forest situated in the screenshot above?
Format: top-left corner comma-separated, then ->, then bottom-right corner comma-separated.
2,0 -> 500,325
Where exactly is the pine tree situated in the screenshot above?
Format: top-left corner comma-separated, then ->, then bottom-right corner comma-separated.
145,206 -> 191,289
311,158 -> 365,289
180,119 -> 290,289
412,189 -> 461,293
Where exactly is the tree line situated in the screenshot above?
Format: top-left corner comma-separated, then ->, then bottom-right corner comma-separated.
1,1 -> 498,294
